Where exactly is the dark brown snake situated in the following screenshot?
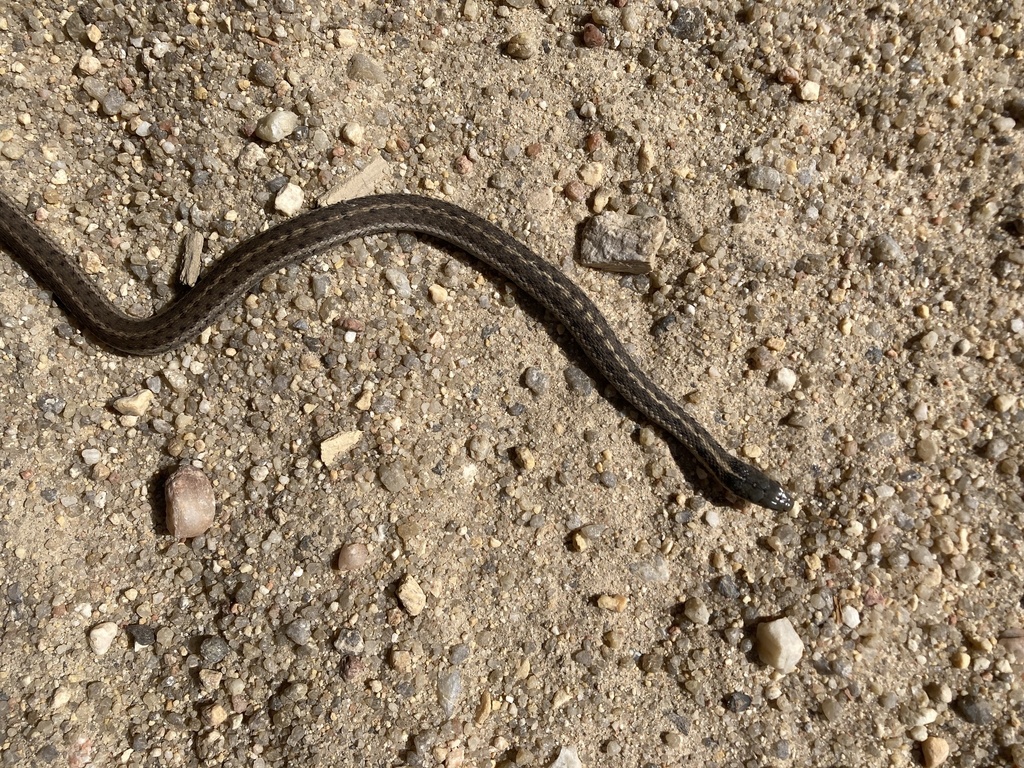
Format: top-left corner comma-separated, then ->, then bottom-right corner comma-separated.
0,190 -> 793,512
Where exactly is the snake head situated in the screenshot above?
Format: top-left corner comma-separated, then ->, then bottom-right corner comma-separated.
722,457 -> 795,513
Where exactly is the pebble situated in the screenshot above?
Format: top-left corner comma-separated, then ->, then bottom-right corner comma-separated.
505,32 -> 537,60
522,366 -> 549,395
954,694 -> 993,725
437,669 -> 462,717
683,596 -> 711,625
88,622 -> 118,655
578,211 -> 665,273
346,53 -> 386,84
199,635 -> 231,664
320,430 -> 361,466
341,122 -> 364,145
201,703 -> 229,728
757,617 -> 804,673
769,367 -> 798,392
548,746 -> 582,768
284,618 -> 311,646
869,234 -> 906,265
378,462 -> 409,493
916,437 -> 938,463
921,736 -> 950,767
334,629 -> 364,655
669,7 -> 706,41
798,80 -> 821,101
254,110 -> 299,143
998,627 -> 1024,660
724,691 -> 753,713
398,575 -> 427,616
274,183 -> 304,215
746,165 -> 782,192
336,542 -> 369,571
513,446 -> 536,471
384,268 -> 412,299
597,594 -> 628,612
165,466 -> 216,538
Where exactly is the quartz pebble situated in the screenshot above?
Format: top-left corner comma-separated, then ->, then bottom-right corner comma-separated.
548,746 -> 582,768
89,622 -> 118,655
757,618 -> 804,673
165,466 -> 216,538
254,109 -> 298,143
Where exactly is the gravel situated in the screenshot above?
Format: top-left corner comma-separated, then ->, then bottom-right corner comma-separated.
0,2 -> 1022,767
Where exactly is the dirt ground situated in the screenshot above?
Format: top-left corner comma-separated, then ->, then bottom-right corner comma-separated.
0,1 -> 1022,767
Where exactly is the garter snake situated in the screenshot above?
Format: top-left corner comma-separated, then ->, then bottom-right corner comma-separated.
0,190 -> 794,512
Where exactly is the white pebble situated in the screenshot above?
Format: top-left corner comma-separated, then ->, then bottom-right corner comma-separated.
757,617 -> 804,673
254,109 -> 299,143
89,621 -> 118,655
548,746 -> 582,768
274,183 -> 304,216
770,367 -> 798,392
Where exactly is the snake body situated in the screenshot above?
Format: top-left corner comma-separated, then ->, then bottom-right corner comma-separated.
0,191 -> 793,512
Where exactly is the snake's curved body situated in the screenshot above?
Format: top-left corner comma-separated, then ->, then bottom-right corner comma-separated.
0,191 -> 793,512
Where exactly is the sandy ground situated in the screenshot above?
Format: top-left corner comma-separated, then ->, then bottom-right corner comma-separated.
0,1 -> 1022,767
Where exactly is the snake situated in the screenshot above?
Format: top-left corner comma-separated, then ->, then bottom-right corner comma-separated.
0,190 -> 794,512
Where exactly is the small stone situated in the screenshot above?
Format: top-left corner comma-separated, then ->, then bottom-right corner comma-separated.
747,165 -> 782,192
341,122 -> 364,145
274,183 -> 304,216
336,542 -> 369,571
955,694 -> 993,725
869,234 -> 905,265
757,617 -> 804,673
165,466 -> 216,538
547,746 -> 582,768
467,434 -> 492,461
112,390 -> 154,416
724,691 -> 753,713
523,367 -> 549,395
579,211 -> 666,274
398,575 -> 426,616
597,594 -> 628,612
798,80 -> 820,101
991,394 -> 1017,413
284,619 -> 311,646
513,446 -> 536,471
199,635 -> 231,664
320,430 -> 361,466
438,669 -> 462,717
581,23 -> 605,48
346,53 -> 386,84
88,622 -> 118,655
915,437 -> 938,463
81,448 -> 102,466
921,736 -> 950,768
201,703 -> 229,727
998,627 -> 1024,660
669,7 -> 706,41
254,110 -> 299,143
505,32 -> 537,60
378,462 -> 409,493
683,596 -> 710,625
769,367 -> 798,392
334,629 -> 364,655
